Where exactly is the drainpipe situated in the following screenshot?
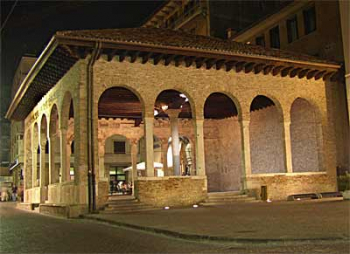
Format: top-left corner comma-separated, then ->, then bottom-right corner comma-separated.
87,42 -> 101,213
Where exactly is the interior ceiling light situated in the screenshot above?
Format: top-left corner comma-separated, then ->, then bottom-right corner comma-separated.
161,105 -> 168,111
154,109 -> 159,116
179,93 -> 187,98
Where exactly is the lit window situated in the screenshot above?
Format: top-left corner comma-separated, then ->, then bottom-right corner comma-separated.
287,15 -> 299,43
303,6 -> 316,35
269,26 -> 280,49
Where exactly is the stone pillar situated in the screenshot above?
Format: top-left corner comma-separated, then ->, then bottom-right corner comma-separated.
48,136 -> 54,184
161,139 -> 169,176
168,109 -> 181,176
39,142 -> 47,187
284,121 -> 293,173
316,123 -> 325,171
194,118 -> 205,176
240,120 -> 252,189
32,131 -> 38,188
130,140 -> 138,194
144,117 -> 154,177
60,128 -> 68,182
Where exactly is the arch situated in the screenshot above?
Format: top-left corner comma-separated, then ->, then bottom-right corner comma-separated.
49,104 -> 59,137
154,89 -> 194,119
40,114 -> 48,142
61,91 -> 74,130
249,95 -> 286,174
203,92 -> 242,120
290,98 -> 321,172
49,104 -> 60,184
98,86 -> 145,119
203,92 -> 243,192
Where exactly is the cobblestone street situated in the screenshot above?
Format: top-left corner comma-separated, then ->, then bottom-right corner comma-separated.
1,203 -> 349,254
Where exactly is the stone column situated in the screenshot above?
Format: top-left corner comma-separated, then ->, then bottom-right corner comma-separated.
161,139 -> 169,176
316,123 -> 325,171
194,118 -> 205,176
60,128 -> 68,182
32,132 -> 38,188
144,117 -> 154,177
48,136 -> 53,184
167,109 -> 181,176
130,140 -> 138,194
284,121 -> 293,173
240,120 -> 252,189
39,141 -> 47,187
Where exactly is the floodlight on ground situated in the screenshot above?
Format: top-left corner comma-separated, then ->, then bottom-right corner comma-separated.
193,204 -> 198,208
267,199 -> 272,203
164,206 -> 170,210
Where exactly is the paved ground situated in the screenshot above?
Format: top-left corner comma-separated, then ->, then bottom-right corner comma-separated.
87,199 -> 350,241
1,201 -> 349,253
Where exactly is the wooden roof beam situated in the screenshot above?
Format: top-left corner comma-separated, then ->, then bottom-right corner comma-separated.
298,69 -> 310,79
253,63 -> 265,74
306,69 -> 319,79
153,53 -> 164,65
314,70 -> 327,80
142,52 -> 153,64
118,50 -> 127,62
185,56 -> 196,67
129,51 -> 140,63
280,66 -> 293,77
244,62 -> 255,73
164,54 -> 176,66
289,67 -> 302,78
263,65 -> 274,75
206,58 -> 216,70
225,61 -> 237,72
195,57 -> 205,68
235,61 -> 246,73
216,60 -> 226,70
272,66 -> 284,76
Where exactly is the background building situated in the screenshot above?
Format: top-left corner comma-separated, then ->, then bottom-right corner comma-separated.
9,56 -> 37,191
232,0 -> 349,174
143,0 -> 291,38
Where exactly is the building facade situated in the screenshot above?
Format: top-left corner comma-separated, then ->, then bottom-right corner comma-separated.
232,0 -> 349,174
142,0 -> 290,38
9,56 -> 37,191
6,28 -> 341,216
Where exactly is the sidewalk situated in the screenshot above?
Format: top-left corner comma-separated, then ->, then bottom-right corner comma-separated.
84,199 -> 350,243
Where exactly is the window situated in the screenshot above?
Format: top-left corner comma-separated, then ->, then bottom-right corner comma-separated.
255,35 -> 265,46
114,141 -> 125,154
287,15 -> 299,43
269,26 -> 280,48
303,6 -> 316,35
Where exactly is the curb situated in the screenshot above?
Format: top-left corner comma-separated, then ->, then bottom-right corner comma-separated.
83,215 -> 349,245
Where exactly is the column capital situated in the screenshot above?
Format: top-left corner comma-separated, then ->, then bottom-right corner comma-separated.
166,109 -> 181,119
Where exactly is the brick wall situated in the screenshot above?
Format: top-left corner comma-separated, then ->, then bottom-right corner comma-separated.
204,117 -> 242,192
246,172 -> 336,200
291,98 -> 319,172
135,176 -> 207,207
250,106 -> 286,174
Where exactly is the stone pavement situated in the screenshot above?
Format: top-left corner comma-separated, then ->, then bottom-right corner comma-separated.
85,199 -> 350,244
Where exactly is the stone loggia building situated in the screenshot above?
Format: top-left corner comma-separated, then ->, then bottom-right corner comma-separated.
6,28 -> 341,215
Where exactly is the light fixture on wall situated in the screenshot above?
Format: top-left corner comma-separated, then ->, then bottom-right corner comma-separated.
154,109 -> 159,116
161,105 -> 168,111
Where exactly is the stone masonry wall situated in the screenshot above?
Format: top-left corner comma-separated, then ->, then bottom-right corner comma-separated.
204,117 -> 242,192
246,172 -> 335,200
291,98 -> 319,172
250,106 -> 286,174
135,176 -> 207,207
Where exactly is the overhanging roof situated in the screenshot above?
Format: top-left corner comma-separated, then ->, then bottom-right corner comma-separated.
6,27 -> 341,121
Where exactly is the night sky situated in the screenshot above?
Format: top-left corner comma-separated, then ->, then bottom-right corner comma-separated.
1,0 -> 163,117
